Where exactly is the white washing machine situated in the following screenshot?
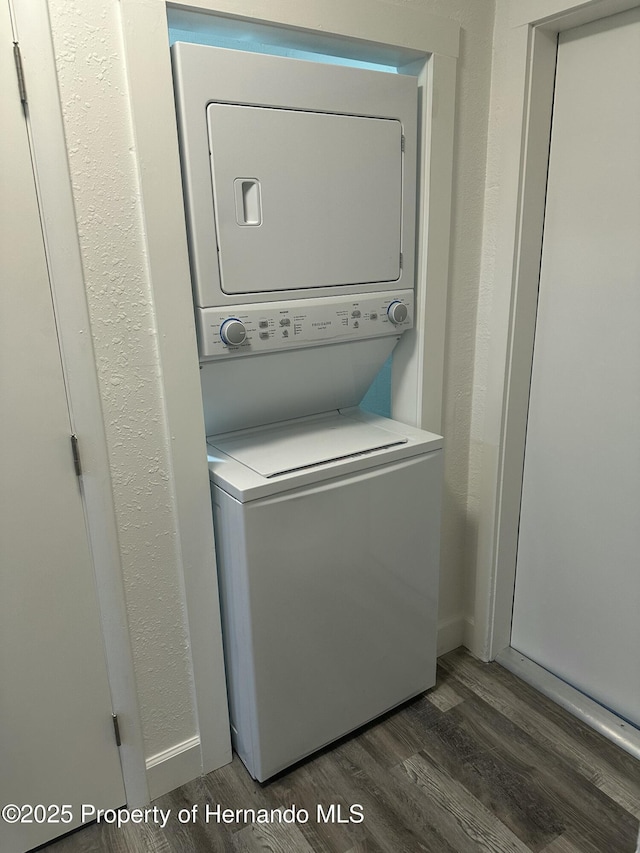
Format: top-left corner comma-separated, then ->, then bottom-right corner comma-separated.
172,43 -> 443,781
208,409 -> 442,781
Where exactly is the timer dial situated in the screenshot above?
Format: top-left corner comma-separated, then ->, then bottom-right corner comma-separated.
220,318 -> 247,346
387,301 -> 408,325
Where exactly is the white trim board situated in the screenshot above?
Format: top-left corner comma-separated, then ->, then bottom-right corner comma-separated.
119,0 -> 459,782
146,736 -> 203,802
472,0 -> 640,660
392,51 -> 457,432
510,0 -> 640,28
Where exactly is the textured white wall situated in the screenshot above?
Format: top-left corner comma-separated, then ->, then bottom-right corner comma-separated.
389,0 -> 496,649
45,0 -> 496,764
48,0 -> 198,758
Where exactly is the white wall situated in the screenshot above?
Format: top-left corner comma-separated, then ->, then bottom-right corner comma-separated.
396,0 -> 496,652
45,0 -> 496,776
48,0 -> 199,760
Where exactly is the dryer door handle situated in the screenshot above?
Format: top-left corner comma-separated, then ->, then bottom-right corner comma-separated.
234,178 -> 262,226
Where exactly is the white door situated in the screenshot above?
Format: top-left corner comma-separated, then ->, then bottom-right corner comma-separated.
0,4 -> 126,850
511,9 -> 640,725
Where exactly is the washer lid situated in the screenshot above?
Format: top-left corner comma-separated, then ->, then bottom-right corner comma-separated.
210,412 -> 406,478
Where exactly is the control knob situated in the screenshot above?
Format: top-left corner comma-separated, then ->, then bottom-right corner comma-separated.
387,301 -> 408,325
220,318 -> 247,346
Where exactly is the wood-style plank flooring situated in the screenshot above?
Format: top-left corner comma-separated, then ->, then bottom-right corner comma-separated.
41,649 -> 640,852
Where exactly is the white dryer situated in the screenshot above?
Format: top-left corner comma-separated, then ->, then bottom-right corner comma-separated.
172,43 -> 418,435
208,409 -> 442,781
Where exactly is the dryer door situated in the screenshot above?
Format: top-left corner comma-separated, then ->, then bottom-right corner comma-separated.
207,104 -> 403,295
172,43 -> 417,312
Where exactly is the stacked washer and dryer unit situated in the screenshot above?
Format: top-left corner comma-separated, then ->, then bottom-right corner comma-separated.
172,43 -> 443,782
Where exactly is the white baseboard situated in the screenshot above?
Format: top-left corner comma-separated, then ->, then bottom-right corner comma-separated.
145,735 -> 202,801
437,614 -> 467,656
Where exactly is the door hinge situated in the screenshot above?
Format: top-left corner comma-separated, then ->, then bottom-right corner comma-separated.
399,252 -> 403,270
401,134 -> 405,153
70,434 -> 82,477
13,43 -> 27,107
112,714 -> 122,747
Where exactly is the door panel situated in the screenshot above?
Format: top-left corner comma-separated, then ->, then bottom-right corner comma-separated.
511,9 -> 640,725
0,3 -> 126,849
208,105 -> 402,294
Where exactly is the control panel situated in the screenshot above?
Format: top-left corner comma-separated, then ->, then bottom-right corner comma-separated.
196,290 -> 414,360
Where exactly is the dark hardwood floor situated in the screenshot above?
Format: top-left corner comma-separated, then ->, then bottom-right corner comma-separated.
42,649 -> 640,852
